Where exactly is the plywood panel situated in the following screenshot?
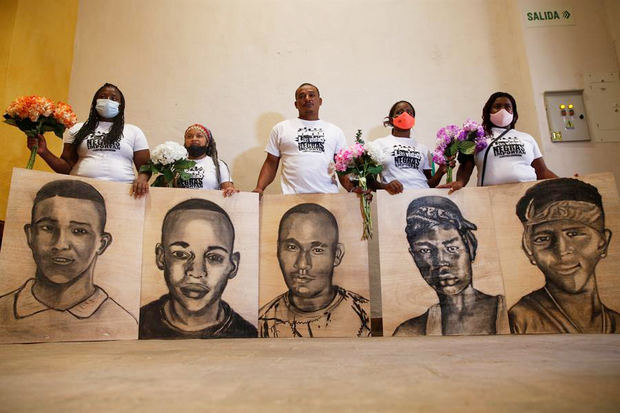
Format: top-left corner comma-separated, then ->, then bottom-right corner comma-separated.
259,193 -> 371,337
139,187 -> 259,339
378,188 -> 507,336
0,168 -> 143,343
490,173 -> 620,334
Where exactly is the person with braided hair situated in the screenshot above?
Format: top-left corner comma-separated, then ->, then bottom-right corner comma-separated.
26,83 -> 151,198
177,123 -> 238,197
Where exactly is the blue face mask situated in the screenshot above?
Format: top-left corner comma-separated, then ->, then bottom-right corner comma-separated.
95,99 -> 120,119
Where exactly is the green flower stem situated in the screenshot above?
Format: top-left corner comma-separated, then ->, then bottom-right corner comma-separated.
446,166 -> 453,184
26,144 -> 37,170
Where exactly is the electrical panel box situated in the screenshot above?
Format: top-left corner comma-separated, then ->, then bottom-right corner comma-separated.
543,90 -> 590,142
585,72 -> 620,143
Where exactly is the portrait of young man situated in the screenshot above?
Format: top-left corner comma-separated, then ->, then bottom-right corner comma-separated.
509,178 -> 619,334
0,178 -> 137,342
393,196 -> 509,336
259,202 -> 370,338
139,198 -> 257,339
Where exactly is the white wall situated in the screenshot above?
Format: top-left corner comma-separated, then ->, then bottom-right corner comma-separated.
69,0 -> 539,192
518,0 -> 620,188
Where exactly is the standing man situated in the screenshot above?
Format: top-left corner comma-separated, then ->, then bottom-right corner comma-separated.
259,203 -> 370,338
253,83 -> 355,195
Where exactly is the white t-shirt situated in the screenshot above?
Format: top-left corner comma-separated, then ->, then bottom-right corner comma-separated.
373,134 -> 431,189
176,157 -> 232,190
65,122 -> 149,183
473,128 -> 542,186
265,118 -> 346,194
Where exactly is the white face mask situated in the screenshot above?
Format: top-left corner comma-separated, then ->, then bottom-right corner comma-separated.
490,109 -> 513,128
95,99 -> 120,119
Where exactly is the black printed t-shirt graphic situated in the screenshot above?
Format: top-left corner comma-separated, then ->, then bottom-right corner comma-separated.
177,164 -> 205,189
86,130 -> 121,151
391,145 -> 423,169
294,127 -> 325,153
492,136 -> 526,158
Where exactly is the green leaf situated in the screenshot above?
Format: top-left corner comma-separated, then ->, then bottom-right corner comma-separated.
162,168 -> 174,183
179,172 -> 191,180
175,159 -> 196,169
366,165 -> 383,175
3,118 -> 17,126
139,164 -> 152,173
152,175 -> 166,187
447,141 -> 459,157
459,140 -> 476,155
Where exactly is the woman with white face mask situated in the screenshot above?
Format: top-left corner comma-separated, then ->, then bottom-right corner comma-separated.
440,92 -> 557,192
26,83 -> 150,197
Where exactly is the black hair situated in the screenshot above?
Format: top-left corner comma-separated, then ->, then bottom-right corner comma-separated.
32,179 -> 107,231
204,130 -> 223,186
162,198 -> 235,244
384,100 -> 416,127
405,196 -> 477,261
295,83 -> 320,98
516,178 -> 604,224
278,203 -> 338,242
72,83 -> 125,147
482,91 -> 518,136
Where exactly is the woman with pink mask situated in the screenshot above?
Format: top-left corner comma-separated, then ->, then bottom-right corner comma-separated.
371,100 -> 451,194
441,92 -> 557,192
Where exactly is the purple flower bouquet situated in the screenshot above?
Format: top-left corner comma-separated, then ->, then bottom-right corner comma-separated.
433,119 -> 487,183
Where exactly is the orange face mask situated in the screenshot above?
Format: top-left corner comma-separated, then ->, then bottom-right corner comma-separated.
393,112 -> 415,130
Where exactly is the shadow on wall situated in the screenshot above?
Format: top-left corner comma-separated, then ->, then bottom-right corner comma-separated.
233,112 -> 285,193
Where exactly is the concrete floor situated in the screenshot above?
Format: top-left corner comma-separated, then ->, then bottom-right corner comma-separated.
1,335 -> 619,412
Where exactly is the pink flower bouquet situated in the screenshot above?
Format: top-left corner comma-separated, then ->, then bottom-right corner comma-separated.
433,119 -> 487,183
3,95 -> 77,169
334,130 -> 385,240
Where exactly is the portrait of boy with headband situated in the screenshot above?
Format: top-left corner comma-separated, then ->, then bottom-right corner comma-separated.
509,178 -> 619,334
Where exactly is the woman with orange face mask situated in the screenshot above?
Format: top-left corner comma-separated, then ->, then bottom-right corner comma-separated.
371,100 -> 451,194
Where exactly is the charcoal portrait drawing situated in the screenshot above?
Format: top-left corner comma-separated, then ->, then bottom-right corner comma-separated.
509,178 -> 619,333
393,196 -> 508,336
259,203 -> 370,337
0,180 -> 137,339
139,198 -> 257,339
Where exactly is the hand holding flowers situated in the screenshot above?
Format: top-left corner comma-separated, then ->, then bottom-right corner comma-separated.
334,130 -> 386,240
433,119 -> 487,183
3,96 -> 77,169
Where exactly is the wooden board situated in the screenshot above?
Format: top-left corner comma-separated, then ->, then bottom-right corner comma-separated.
259,193 -> 371,337
139,187 -> 259,339
378,188 -> 508,336
0,168 -> 144,343
490,173 -> 620,334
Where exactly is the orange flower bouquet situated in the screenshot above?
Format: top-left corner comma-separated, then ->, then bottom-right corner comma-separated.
3,95 -> 77,169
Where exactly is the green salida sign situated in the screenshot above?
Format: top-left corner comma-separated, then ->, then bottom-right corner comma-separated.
524,6 -> 575,27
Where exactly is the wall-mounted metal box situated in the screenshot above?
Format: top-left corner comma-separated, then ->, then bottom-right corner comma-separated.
543,90 -> 590,142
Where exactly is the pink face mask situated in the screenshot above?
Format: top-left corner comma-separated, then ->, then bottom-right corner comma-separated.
393,112 -> 415,130
490,109 -> 513,128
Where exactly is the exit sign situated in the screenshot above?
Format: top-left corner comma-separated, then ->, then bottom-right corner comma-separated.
523,4 -> 575,27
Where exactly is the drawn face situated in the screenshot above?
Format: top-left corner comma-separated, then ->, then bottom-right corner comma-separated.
184,129 -> 209,149
25,196 -> 110,284
157,209 -> 239,313
294,85 -> 322,118
525,220 -> 610,293
277,212 -> 343,299
409,226 -> 472,296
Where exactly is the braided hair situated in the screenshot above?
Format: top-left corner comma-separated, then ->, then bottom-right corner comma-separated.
72,83 -> 125,147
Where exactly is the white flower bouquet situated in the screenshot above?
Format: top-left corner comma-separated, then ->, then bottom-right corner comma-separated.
139,141 -> 196,187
